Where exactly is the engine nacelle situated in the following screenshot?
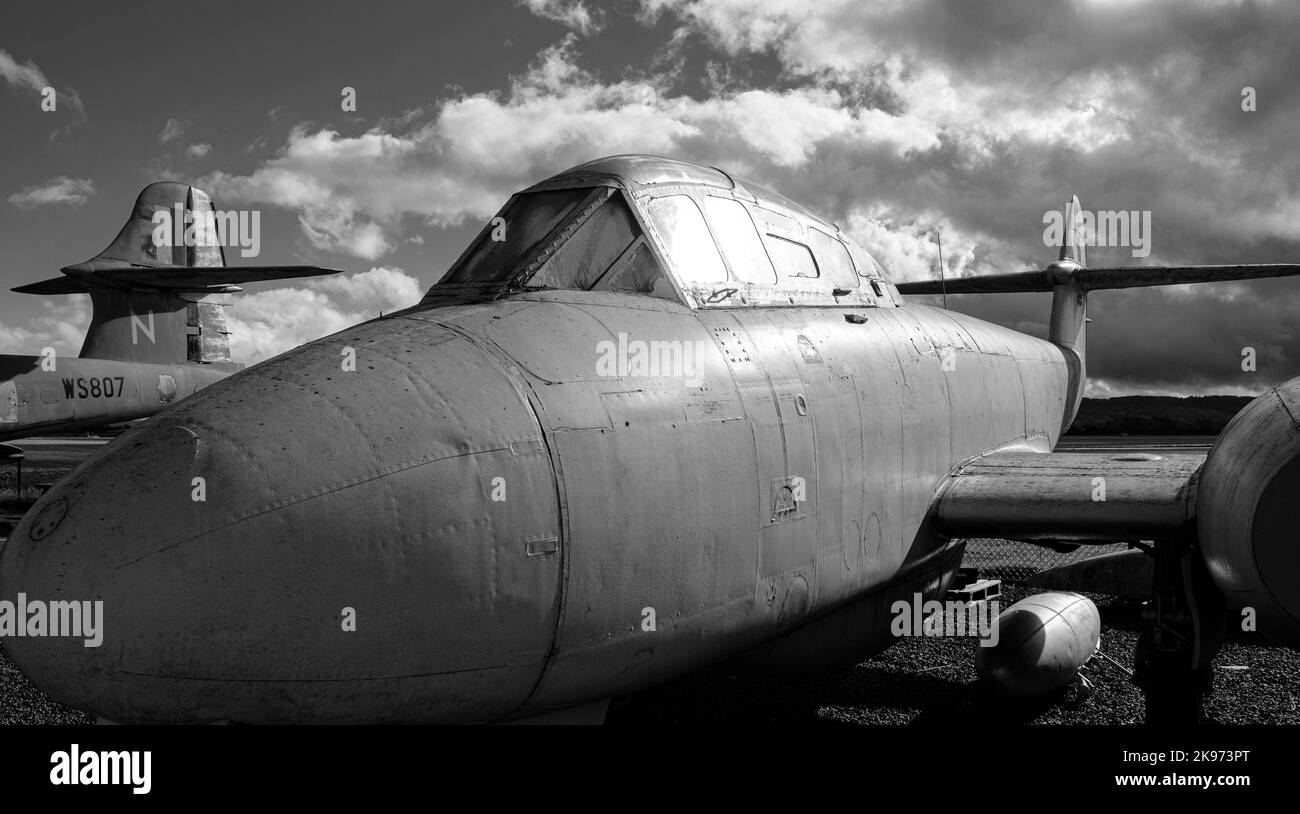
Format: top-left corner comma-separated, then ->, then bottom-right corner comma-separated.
1198,378 -> 1300,646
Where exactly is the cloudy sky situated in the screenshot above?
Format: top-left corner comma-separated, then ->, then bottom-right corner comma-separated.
1,0 -> 1298,394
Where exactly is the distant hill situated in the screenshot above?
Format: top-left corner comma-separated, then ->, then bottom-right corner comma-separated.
1065,395 -> 1253,435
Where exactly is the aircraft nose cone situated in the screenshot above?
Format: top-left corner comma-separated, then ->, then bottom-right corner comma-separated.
0,425 -> 206,716
0,317 -> 562,722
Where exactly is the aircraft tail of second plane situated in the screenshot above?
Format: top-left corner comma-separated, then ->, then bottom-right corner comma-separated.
11,182 -> 340,367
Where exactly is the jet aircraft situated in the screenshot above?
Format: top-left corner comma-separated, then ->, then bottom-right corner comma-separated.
0,182 -> 339,447
3,155 -> 1298,724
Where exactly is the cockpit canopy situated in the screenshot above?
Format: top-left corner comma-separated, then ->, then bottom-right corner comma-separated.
428,155 -> 900,310
439,187 -> 675,300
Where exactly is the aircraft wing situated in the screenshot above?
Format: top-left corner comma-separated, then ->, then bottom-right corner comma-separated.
14,265 -> 344,294
933,451 -> 1204,544
87,266 -> 344,290
11,276 -> 89,295
897,263 -> 1300,294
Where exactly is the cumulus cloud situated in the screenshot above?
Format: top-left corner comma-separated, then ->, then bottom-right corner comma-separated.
203,35 -> 944,261
226,266 -> 423,365
0,48 -> 52,96
7,177 -> 95,209
186,2 -> 1300,393
186,142 -> 211,158
158,118 -> 186,144
0,296 -> 90,354
635,0 -> 1300,243
0,48 -> 85,128
519,0 -> 604,35
629,0 -> 1300,395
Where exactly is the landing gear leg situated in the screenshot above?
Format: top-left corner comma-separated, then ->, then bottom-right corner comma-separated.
1132,538 -> 1224,725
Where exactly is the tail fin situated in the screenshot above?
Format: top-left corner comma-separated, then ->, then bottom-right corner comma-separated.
895,193 -> 1300,432
12,182 -> 341,366
1059,194 -> 1086,267
1048,196 -> 1087,432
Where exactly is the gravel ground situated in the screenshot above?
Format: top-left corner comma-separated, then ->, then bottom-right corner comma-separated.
5,586 -> 1291,726
610,584 -> 1300,726
0,644 -> 93,725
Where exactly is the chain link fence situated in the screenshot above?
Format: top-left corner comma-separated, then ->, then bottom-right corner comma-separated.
961,537 -> 1131,584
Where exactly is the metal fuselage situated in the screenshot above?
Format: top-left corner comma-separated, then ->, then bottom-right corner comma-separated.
0,156 -> 1075,723
2,290 -> 1070,723
0,356 -> 231,442
380,291 -> 1069,717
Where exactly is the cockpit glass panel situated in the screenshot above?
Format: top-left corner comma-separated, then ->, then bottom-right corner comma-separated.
808,229 -> 858,290
846,240 -> 890,281
527,192 -> 638,290
645,195 -> 728,285
752,207 -> 799,239
763,234 -> 819,279
701,196 -> 777,285
441,188 -> 592,284
592,240 -> 678,300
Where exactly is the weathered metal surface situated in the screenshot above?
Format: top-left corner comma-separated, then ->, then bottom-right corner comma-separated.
3,274 -> 1070,721
1199,380 -> 1300,643
975,592 -> 1101,697
7,154 -> 1288,723
2,319 -> 562,723
0,355 -> 230,442
0,380 -> 18,423
933,451 -> 1203,542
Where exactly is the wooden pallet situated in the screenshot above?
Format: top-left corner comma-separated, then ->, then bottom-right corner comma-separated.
946,578 -> 1001,603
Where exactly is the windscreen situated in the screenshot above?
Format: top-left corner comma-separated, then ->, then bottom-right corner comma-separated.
440,188 -> 593,284
527,193 -> 639,290
644,195 -> 728,285
808,229 -> 859,290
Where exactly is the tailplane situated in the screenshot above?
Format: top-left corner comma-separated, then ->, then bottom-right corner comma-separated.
895,189 -> 1300,297
895,194 -> 1300,431
12,182 -> 340,366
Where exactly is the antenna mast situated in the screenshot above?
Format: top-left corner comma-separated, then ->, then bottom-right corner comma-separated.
937,228 -> 948,310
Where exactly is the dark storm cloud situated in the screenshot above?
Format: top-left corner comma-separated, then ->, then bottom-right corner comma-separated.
642,0 -> 1300,394
7,1 -> 1294,389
